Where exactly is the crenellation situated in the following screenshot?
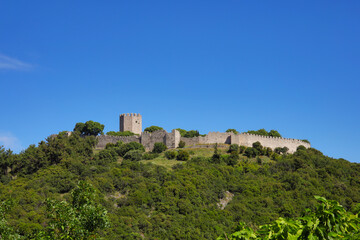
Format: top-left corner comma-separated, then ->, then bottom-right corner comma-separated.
98,113 -> 311,153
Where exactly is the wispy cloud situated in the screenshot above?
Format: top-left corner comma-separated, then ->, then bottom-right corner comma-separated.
0,54 -> 32,70
0,132 -> 23,152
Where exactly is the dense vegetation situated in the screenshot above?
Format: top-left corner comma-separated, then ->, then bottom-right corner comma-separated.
106,131 -> 136,136
0,123 -> 359,239
246,129 -> 282,138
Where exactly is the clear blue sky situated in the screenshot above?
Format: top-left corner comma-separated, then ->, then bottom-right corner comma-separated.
0,1 -> 359,162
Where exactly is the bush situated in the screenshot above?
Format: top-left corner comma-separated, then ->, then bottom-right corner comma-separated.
244,147 -> 258,158
178,140 -> 186,148
152,142 -> 167,153
252,141 -> 263,153
226,129 -> 239,134
228,144 -> 239,153
142,153 -> 159,160
226,151 -> 239,166
239,145 -> 246,154
123,150 -> 143,161
95,149 -> 118,164
144,126 -> 163,133
177,150 -> 190,161
106,131 -> 135,136
165,151 -> 178,160
117,142 -> 145,157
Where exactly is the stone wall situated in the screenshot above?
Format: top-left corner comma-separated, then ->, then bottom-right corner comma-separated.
96,129 -> 180,151
232,133 -> 310,153
96,135 -> 141,149
96,129 -> 310,154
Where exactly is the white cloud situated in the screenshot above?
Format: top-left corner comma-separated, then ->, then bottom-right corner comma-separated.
0,54 -> 32,70
0,132 -> 23,152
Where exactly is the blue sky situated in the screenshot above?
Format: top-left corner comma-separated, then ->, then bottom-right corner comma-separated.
0,1 -> 359,162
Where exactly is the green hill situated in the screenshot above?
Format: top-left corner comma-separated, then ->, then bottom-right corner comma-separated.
0,131 -> 359,239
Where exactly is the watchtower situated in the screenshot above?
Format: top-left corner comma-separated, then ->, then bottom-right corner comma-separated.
119,113 -> 142,135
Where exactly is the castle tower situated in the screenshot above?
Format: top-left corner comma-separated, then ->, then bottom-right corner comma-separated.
119,113 -> 142,135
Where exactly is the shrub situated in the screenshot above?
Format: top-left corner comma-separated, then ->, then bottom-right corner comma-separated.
228,144 -> 239,153
165,151 -> 178,160
226,129 -> 239,134
117,142 -> 145,157
244,147 -> 258,158
106,131 -> 135,136
296,145 -> 307,151
144,126 -> 163,133
95,149 -> 118,164
152,142 -> 167,153
123,150 -> 143,161
142,153 -> 159,160
252,141 -> 263,152
178,140 -> 186,148
226,151 -> 239,166
239,145 -> 246,154
177,150 -> 190,161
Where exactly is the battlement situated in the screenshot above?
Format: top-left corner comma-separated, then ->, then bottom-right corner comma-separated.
119,113 -> 142,135
97,113 -> 311,153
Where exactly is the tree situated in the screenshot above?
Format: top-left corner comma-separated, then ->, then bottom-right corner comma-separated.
211,144 -> 221,163
226,129 -> 239,134
74,120 -> 104,136
152,142 -> 167,153
0,200 -> 21,240
177,150 -> 190,161
268,130 -> 282,138
106,131 -> 135,136
252,141 -> 263,153
144,126 -> 163,133
0,146 -> 13,176
228,144 -> 239,153
178,140 -> 186,148
39,181 -> 109,239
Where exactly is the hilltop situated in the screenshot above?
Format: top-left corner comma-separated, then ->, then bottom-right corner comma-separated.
0,122 -> 359,239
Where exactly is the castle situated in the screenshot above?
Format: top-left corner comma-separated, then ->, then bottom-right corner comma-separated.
96,113 -> 310,153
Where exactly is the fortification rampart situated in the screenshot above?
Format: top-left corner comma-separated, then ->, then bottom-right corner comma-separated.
96,135 -> 141,149
95,129 -> 180,151
232,133 -> 310,153
181,132 -> 310,153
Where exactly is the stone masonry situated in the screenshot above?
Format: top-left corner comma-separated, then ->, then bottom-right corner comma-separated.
96,113 -> 310,153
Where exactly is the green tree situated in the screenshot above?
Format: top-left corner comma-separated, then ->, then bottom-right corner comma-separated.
177,150 -> 190,161
178,140 -> 186,148
152,142 -> 167,153
74,121 -> 104,136
268,130 -> 282,138
38,181 -> 109,239
226,129 -> 239,134
0,146 -> 13,176
0,200 -> 21,240
211,144 -> 221,163
144,126 -> 163,133
228,144 -> 239,153
106,131 -> 135,136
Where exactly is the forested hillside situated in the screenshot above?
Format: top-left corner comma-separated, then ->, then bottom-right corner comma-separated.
0,130 -> 359,239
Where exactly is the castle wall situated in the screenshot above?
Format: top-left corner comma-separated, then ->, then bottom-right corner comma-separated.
232,133 -> 310,153
96,135 -> 141,149
141,129 -> 181,150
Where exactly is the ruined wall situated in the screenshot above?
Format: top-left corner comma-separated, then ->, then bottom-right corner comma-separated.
141,129 -> 180,150
96,129 -> 180,150
232,133 -> 310,153
180,132 -> 233,146
96,135 -> 141,149
181,132 -> 310,153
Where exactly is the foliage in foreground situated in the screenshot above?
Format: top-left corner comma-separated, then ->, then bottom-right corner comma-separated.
36,181 -> 109,240
218,196 -> 360,240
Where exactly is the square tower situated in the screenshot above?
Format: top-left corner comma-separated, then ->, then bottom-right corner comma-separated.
119,113 -> 142,135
